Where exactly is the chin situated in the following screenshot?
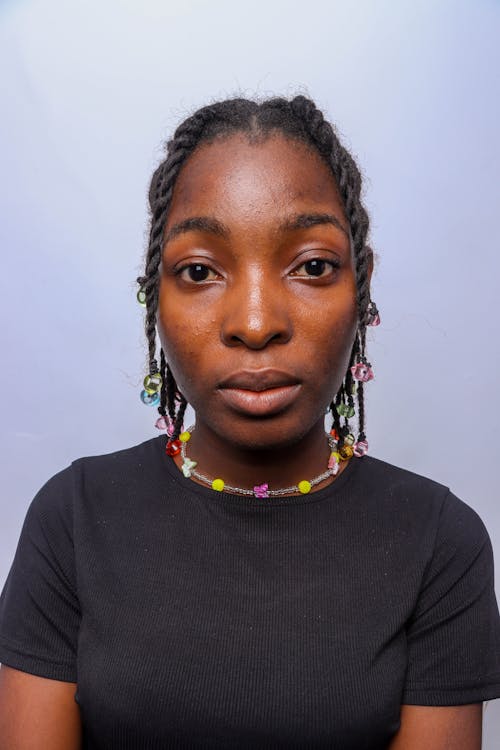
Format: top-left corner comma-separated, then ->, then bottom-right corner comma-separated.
201,410 -> 325,453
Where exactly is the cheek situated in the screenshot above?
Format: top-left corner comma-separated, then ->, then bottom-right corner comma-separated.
304,305 -> 358,389
302,287 -> 357,345
157,313 -> 211,399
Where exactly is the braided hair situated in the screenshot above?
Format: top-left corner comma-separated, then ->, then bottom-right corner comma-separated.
137,95 -> 376,447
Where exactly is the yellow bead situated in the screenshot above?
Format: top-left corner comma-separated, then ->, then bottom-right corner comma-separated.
298,480 -> 311,494
143,372 -> 162,395
340,445 -> 354,460
179,431 -> 191,443
212,478 -> 225,492
331,452 -> 342,463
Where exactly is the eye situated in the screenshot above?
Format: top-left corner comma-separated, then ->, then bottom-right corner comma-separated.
177,263 -> 219,283
291,258 -> 340,278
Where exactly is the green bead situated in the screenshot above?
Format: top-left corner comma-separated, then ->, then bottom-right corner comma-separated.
137,288 -> 147,306
346,405 -> 355,418
143,372 -> 162,395
336,403 -> 347,417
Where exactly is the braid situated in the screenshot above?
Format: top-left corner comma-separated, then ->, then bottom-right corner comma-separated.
172,398 -> 188,442
165,361 -> 177,424
137,94 -> 377,448
288,96 -> 371,321
286,95 -> 373,444
157,348 -> 167,418
137,105 -> 225,428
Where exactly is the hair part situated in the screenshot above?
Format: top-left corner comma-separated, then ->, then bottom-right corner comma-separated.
137,95 -> 374,444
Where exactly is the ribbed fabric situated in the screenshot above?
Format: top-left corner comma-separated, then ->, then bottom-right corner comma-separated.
1,435 -> 500,749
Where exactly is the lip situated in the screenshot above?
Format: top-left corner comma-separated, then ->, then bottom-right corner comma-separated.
218,369 -> 301,392
218,384 -> 302,417
217,369 -> 301,417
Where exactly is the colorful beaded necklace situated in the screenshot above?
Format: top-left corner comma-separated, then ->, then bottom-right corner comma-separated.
166,425 -> 358,498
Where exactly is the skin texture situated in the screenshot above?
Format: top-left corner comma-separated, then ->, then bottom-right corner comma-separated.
0,665 -> 81,748
388,703 -> 482,749
0,133 -> 483,747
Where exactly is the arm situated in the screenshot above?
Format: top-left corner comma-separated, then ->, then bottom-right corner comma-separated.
0,665 -> 82,750
388,703 -> 482,750
396,493 -> 500,748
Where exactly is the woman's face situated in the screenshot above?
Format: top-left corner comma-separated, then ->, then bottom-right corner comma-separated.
157,132 -> 360,451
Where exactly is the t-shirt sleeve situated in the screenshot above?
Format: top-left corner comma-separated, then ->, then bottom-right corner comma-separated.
402,490 -> 500,705
0,465 -> 80,682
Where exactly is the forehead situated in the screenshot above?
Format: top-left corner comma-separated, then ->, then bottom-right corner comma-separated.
165,133 -> 346,230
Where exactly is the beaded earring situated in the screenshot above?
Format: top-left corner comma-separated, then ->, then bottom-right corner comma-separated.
155,415 -> 174,436
140,371 -> 163,406
330,297 -> 380,459
350,356 -> 374,383
366,300 -> 380,327
137,284 -> 184,436
137,285 -> 162,405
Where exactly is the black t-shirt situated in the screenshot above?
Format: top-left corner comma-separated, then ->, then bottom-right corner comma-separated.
1,435 -> 500,749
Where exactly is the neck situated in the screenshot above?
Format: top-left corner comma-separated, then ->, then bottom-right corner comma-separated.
174,418 -> 334,492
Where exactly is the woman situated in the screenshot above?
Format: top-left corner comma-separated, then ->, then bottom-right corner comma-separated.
0,95 -> 499,748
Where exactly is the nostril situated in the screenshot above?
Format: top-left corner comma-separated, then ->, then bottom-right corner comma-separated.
220,286 -> 293,348
221,315 -> 292,349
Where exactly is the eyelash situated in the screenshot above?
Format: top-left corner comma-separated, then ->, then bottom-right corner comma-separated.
176,264 -> 220,283
291,258 -> 341,278
175,257 -> 341,284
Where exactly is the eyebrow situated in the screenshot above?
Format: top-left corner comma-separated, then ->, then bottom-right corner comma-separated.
163,212 -> 349,245
280,212 -> 349,237
163,216 -> 229,245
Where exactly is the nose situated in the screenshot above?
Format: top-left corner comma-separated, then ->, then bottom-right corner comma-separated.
220,269 -> 293,349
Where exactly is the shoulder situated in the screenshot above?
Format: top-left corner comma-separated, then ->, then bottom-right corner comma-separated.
72,434 -> 162,476
27,435 -> 165,526
351,455 -> 491,568
354,454 -> 482,519
354,454 -> 449,498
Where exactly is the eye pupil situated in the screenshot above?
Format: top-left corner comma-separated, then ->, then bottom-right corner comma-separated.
305,259 -> 326,276
188,264 -> 209,282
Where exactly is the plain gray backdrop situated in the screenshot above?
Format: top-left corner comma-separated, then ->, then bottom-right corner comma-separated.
1,0 -> 499,742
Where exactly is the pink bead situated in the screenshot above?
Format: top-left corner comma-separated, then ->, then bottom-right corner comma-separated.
328,451 -> 340,475
254,483 -> 269,498
155,416 -> 175,435
350,362 -> 374,382
353,440 -> 369,457
369,313 -> 380,327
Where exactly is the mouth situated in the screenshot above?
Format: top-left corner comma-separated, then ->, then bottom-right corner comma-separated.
217,369 -> 301,417
218,369 -> 301,392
